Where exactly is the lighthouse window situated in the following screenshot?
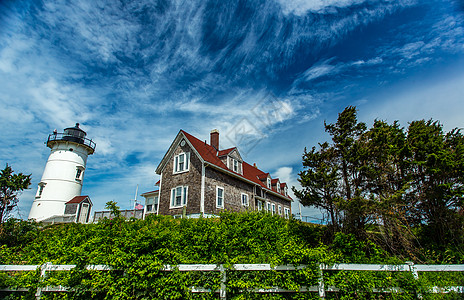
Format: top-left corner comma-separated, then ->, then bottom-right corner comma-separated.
36,182 -> 46,199
38,185 -> 44,196
173,152 -> 190,174
75,169 -> 83,180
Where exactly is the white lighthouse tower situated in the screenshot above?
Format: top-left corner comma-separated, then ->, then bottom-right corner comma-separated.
28,123 -> 96,222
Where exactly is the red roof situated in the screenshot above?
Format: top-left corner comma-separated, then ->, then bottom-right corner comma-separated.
181,130 -> 291,201
155,180 -> 160,185
66,196 -> 90,204
271,179 -> 280,185
217,147 -> 235,156
141,190 -> 159,197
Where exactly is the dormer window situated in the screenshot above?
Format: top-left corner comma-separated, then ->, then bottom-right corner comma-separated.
229,157 -> 242,174
267,178 -> 271,189
174,152 -> 190,174
284,186 -> 288,196
277,183 -> 281,193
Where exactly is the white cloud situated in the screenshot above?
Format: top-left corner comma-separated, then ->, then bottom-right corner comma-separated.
359,68 -> 464,133
276,0 -> 367,15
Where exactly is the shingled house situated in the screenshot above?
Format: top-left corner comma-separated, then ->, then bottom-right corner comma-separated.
148,129 -> 292,218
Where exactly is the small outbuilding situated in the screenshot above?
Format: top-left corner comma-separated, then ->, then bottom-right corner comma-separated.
64,196 -> 93,223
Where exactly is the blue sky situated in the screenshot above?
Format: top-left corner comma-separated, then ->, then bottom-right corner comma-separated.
1,0 -> 464,221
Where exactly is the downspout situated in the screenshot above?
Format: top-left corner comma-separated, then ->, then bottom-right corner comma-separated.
157,173 -> 162,216
201,163 -> 205,216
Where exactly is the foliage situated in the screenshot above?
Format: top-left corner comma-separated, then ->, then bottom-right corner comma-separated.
294,106 -> 464,257
104,201 -> 121,219
0,164 -> 31,224
1,213 -> 462,299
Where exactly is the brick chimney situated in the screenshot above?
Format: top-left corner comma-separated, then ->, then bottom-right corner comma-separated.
210,129 -> 219,150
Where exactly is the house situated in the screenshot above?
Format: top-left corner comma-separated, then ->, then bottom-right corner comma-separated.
144,129 -> 292,218
140,190 -> 159,216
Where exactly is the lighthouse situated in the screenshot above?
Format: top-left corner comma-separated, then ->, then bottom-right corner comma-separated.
28,123 -> 96,222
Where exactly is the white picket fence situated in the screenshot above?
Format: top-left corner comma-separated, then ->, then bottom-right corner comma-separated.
1,262 -> 463,299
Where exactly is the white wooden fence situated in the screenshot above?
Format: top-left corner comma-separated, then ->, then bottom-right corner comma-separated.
1,262 -> 463,299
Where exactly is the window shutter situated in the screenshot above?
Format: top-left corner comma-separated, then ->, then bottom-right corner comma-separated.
185,152 -> 190,170
174,156 -> 178,172
183,186 -> 188,206
171,188 -> 175,206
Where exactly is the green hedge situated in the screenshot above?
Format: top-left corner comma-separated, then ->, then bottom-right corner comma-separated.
0,212 -> 462,299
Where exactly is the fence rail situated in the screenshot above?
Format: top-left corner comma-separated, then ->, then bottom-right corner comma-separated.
1,263 -> 463,299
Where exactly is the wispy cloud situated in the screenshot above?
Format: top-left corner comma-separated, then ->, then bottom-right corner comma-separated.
1,0 -> 463,217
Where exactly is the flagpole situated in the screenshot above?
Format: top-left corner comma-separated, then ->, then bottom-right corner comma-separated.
134,184 -> 139,209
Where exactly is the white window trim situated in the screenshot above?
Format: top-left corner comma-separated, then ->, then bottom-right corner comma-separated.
173,152 -> 190,174
272,204 -> 276,215
278,205 -> 282,215
277,182 -> 281,193
36,182 -> 46,199
257,200 -> 263,211
284,207 -> 290,219
267,177 -> 271,189
75,166 -> 85,181
266,202 -> 271,212
233,159 -> 239,173
241,193 -> 249,207
170,186 -> 188,208
216,186 -> 224,208
153,196 -> 159,213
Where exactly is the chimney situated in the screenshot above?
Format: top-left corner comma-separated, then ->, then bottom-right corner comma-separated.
210,129 -> 219,150
253,163 -> 257,168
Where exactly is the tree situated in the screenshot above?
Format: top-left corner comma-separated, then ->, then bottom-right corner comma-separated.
405,120 -> 464,245
105,200 -> 121,219
0,164 -> 31,224
295,106 -> 464,253
324,106 -> 370,237
293,142 -> 341,235
359,120 -> 416,254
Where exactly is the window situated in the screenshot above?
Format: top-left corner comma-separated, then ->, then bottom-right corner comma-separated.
277,184 -> 281,193
267,178 -> 271,189
284,208 -> 290,219
272,204 -> 276,215
278,205 -> 282,215
241,193 -> 248,206
266,202 -> 271,212
76,169 -> 82,179
146,196 -> 159,213
233,159 -> 239,172
284,186 -> 288,196
257,200 -> 263,211
170,186 -> 188,208
153,196 -> 159,213
216,186 -> 224,208
174,152 -> 190,173
36,183 -> 46,198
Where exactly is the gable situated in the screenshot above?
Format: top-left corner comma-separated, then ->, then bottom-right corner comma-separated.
155,131 -> 204,175
228,148 -> 243,162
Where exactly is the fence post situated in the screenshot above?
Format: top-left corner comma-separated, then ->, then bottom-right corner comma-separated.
219,264 -> 227,300
318,263 -> 325,299
406,261 -> 422,299
35,262 -> 51,300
